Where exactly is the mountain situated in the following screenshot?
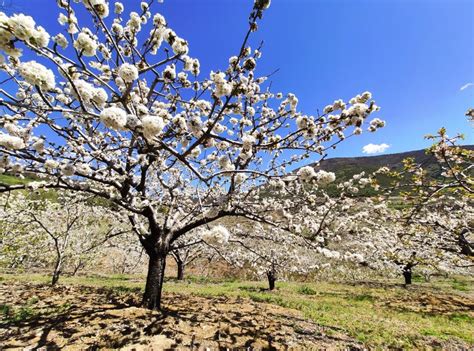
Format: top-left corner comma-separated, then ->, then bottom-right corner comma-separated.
306,145 -> 474,196
313,144 -> 473,172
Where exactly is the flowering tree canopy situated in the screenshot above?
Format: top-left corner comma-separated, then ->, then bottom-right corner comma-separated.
0,0 -> 384,309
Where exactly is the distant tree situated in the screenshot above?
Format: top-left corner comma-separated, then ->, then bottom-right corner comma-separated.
103,231 -> 146,275
0,191 -> 129,284
222,224 -> 321,290
169,229 -> 210,280
335,197 -> 473,285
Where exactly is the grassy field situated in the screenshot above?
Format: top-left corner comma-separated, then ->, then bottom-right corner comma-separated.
1,273 -> 473,349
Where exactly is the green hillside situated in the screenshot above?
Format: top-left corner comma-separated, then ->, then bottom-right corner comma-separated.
0,174 -> 59,201
306,145 -> 474,196
0,174 -> 32,186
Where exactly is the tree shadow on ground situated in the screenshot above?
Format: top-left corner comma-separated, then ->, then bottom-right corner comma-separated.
238,285 -> 269,293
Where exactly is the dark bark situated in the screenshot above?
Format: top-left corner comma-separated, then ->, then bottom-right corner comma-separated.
403,265 -> 412,285
71,261 -> 84,276
177,260 -> 185,280
458,229 -> 474,256
142,252 -> 167,310
267,271 -> 276,291
51,272 -> 60,286
171,251 -> 185,280
51,267 -> 61,286
138,209 -> 170,311
51,257 -> 62,286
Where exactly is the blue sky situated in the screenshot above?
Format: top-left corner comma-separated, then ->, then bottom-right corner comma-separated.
6,0 -> 474,157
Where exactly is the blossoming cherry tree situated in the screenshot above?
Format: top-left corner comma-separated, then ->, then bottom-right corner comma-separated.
0,0 -> 384,309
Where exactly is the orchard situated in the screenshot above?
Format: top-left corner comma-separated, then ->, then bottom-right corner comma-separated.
0,0 -> 472,349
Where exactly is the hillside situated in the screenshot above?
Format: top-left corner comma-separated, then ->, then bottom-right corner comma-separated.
307,145 -> 474,196
314,145 -> 473,173
0,172 -> 43,186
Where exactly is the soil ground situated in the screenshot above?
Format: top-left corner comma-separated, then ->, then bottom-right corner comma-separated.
1,282 -> 362,350
1,275 -> 473,350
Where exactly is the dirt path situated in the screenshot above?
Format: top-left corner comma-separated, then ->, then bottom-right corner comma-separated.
0,282 -> 364,350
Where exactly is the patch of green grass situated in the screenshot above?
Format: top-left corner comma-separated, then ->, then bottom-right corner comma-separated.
0,273 -> 51,284
350,293 -> 375,302
59,302 -> 72,312
1,304 -> 37,323
297,285 -> 317,295
238,284 -> 265,292
0,273 -> 145,291
1,303 -> 11,317
451,279 -> 469,292
448,313 -> 474,323
27,296 -> 39,305
181,275 -> 238,285
412,274 -> 425,283
13,306 -> 35,322
105,274 -> 131,281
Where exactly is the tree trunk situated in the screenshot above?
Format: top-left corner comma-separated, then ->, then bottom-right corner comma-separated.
458,229 -> 473,256
177,261 -> 185,280
142,252 -> 167,310
51,237 -> 65,286
267,271 -> 276,291
71,261 -> 84,276
51,271 -> 60,286
51,259 -> 62,286
403,265 -> 412,285
423,273 -> 431,283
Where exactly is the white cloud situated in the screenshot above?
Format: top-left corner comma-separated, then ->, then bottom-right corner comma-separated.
460,83 -> 473,91
362,143 -> 390,155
